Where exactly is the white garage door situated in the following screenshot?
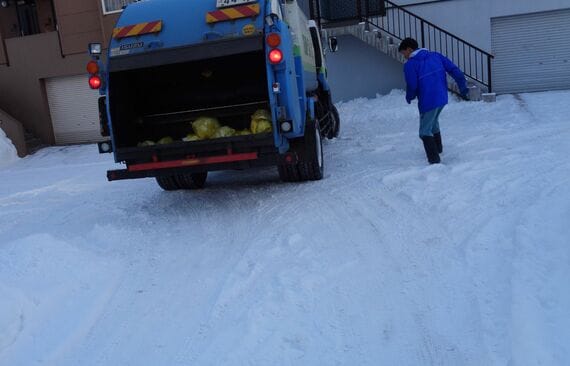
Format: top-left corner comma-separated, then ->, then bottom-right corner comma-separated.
491,8 -> 570,94
46,74 -> 103,145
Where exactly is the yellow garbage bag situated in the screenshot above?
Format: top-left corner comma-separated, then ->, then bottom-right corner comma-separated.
213,126 -> 236,138
192,116 -> 220,139
250,109 -> 273,134
252,109 -> 272,121
251,119 -> 272,134
236,129 -> 252,136
182,134 -> 201,142
137,140 -> 155,147
157,136 -> 174,145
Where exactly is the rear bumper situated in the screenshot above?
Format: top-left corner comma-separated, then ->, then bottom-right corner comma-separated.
107,151 -> 295,181
107,133 -> 295,182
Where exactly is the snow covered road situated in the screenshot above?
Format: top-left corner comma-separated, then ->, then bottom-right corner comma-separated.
1,90 -> 569,365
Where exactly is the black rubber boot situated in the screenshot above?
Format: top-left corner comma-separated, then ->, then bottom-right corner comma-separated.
421,136 -> 441,164
434,132 -> 443,154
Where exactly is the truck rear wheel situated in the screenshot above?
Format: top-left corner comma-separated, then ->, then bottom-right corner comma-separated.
279,119 -> 324,182
156,172 -> 207,191
176,172 -> 208,189
278,164 -> 301,182
325,105 -> 340,139
298,119 -> 324,181
156,176 -> 180,191
331,105 -> 341,138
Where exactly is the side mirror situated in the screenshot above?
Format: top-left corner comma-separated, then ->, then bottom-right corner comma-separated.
328,37 -> 338,53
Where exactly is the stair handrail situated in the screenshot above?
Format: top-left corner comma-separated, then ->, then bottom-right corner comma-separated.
380,1 -> 492,56
364,0 -> 495,92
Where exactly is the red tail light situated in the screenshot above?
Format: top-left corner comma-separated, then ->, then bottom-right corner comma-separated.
266,33 -> 281,48
89,75 -> 102,89
268,49 -> 283,64
87,60 -> 99,75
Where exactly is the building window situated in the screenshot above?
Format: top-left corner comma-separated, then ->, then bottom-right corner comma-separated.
101,0 -> 137,15
0,0 -> 57,39
16,0 -> 40,36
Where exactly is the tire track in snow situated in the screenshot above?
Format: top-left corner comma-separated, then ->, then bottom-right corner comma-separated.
2,91 -> 569,365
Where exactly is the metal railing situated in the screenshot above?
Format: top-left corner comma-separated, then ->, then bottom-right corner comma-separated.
312,0 -> 494,92
311,0 -> 386,25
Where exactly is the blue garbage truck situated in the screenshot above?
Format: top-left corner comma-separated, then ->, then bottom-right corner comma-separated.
89,0 -> 340,190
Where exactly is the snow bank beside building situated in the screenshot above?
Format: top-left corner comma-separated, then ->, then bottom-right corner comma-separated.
0,128 -> 19,168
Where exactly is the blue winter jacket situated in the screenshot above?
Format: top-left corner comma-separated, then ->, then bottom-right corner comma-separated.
404,49 -> 468,113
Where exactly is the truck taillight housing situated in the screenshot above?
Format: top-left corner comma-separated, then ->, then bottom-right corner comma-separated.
89,75 -> 102,89
268,49 -> 283,64
266,33 -> 281,48
87,60 -> 99,75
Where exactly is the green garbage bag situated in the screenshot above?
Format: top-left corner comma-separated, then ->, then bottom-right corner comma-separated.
213,126 -> 236,138
192,117 -> 220,139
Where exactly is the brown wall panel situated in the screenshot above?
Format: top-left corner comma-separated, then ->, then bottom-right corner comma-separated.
60,29 -> 104,55
58,9 -> 104,55
100,13 -> 121,46
0,0 -> 121,148
0,32 -> 6,65
37,0 -> 57,33
0,32 -> 90,144
56,0 -> 98,15
0,6 -> 20,39
59,10 -> 101,32
54,0 -> 104,55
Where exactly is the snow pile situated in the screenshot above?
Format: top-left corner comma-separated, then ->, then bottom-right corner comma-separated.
0,90 -> 569,365
0,127 -> 19,168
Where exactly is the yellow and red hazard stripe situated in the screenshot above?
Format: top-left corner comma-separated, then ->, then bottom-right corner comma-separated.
206,4 -> 260,24
113,20 -> 163,40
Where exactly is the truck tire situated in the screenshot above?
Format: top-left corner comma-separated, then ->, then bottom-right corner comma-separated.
324,105 -> 340,139
298,119 -> 324,181
278,120 -> 324,182
331,105 -> 341,138
278,164 -> 301,182
175,172 -> 208,189
156,176 -> 180,191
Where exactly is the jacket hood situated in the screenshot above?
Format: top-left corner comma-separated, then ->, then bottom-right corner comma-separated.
410,48 -> 429,60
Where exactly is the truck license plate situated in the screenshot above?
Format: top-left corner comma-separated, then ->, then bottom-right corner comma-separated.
216,0 -> 256,8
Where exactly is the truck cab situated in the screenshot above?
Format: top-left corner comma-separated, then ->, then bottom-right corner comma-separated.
89,0 -> 339,190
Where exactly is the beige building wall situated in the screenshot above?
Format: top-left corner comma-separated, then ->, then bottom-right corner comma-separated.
0,32 -> 92,144
0,0 -> 120,148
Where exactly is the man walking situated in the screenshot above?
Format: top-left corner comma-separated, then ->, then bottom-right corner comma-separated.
398,38 -> 469,164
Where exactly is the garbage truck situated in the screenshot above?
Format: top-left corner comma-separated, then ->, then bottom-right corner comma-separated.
88,0 -> 340,190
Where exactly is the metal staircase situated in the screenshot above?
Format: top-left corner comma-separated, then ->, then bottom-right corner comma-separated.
310,0 -> 494,96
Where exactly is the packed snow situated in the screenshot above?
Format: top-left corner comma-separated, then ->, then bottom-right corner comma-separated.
0,128 -> 19,168
1,90 -> 569,366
